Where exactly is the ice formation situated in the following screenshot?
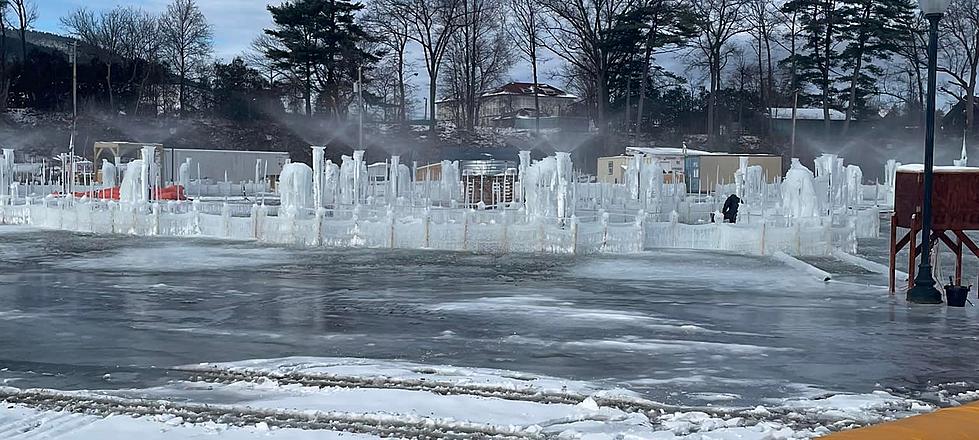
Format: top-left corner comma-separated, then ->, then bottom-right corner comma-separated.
100,159 -> 117,188
954,137 -> 968,167
323,160 -> 339,206
336,151 -> 369,205
517,150 -> 530,203
178,159 -> 191,188
0,144 -> 893,257
522,155 -> 572,219
119,159 -> 146,204
844,164 -> 863,207
781,159 -> 818,218
0,149 -> 13,198
883,159 -> 901,206
278,162 -> 313,211
312,146 -> 325,208
439,160 -> 461,203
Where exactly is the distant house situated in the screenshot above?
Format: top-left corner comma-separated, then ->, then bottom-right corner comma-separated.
768,107 -> 854,139
436,82 -> 583,130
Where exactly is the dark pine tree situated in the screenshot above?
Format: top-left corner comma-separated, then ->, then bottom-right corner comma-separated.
264,0 -> 380,119
213,57 -> 277,121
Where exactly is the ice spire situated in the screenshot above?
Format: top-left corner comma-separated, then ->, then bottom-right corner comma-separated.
953,134 -> 968,167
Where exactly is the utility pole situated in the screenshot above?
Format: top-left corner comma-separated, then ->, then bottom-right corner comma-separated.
358,66 -> 364,151
790,90 -> 798,160
69,40 -> 78,196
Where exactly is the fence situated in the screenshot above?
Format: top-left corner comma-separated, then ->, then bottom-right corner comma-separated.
0,198 -> 862,257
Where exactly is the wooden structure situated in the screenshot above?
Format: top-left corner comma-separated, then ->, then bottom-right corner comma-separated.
463,174 -> 516,208
889,165 -> 979,292
461,159 -> 517,208
93,142 -> 163,162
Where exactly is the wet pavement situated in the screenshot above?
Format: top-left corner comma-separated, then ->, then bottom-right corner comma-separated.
1,224 -> 978,408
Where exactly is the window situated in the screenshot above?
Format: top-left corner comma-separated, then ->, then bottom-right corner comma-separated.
607,161 -> 613,175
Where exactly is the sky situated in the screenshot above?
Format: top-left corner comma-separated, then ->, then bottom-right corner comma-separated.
37,0 -> 279,60
34,0 -> 558,118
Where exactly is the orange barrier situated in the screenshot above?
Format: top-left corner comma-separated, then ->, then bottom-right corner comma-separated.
61,185 -> 186,201
821,401 -> 979,439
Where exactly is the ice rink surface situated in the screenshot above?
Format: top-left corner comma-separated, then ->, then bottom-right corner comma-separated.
1,225 -> 978,438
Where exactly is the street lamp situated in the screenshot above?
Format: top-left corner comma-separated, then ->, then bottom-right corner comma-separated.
908,0 -> 952,304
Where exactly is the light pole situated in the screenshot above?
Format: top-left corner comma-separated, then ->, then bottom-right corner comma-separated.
908,0 -> 951,304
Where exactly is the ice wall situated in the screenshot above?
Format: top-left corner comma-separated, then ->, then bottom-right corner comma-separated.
278,162 -> 314,211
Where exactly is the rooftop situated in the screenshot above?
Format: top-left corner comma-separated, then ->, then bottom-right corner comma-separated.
768,107 -> 848,121
481,82 -> 577,99
625,146 -> 716,157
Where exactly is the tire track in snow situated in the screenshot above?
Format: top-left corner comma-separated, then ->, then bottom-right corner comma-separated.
0,411 -> 98,439
175,365 -> 768,420
0,387 -> 546,440
174,365 -> 923,433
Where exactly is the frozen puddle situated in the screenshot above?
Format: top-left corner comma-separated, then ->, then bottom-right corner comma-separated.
0,357 -> 936,439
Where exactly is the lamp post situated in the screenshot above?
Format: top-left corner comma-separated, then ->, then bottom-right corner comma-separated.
908,0 -> 951,304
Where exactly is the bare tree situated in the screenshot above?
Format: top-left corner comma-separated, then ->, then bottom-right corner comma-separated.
160,0 -> 212,116
747,0 -> 778,137
366,0 -> 414,122
689,0 -> 749,145
121,9 -> 162,114
540,0 -> 639,133
11,0 -> 34,62
442,0 -> 512,132
505,0 -> 545,133
246,35 -> 290,89
61,7 -> 128,111
0,1 -> 10,111
394,0 -> 466,133
939,0 -> 979,146
894,10 -> 927,120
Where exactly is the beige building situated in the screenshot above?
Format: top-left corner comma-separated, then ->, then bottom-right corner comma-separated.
688,154 -> 782,193
597,147 -> 782,192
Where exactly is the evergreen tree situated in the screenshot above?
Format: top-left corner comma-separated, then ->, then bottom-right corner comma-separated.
633,0 -> 699,134
782,0 -> 847,138
264,0 -> 379,119
213,57 -> 275,121
837,0 -> 917,133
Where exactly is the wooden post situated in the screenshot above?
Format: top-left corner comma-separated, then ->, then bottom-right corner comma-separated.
955,235 -> 963,285
760,222 -> 767,256
463,210 -> 469,252
908,214 -> 918,290
889,212 -> 898,293
423,209 -> 430,248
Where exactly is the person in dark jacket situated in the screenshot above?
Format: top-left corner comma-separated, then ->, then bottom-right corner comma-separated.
722,194 -> 741,223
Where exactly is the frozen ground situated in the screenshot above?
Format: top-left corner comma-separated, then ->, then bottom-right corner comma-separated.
1,223 -> 979,438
